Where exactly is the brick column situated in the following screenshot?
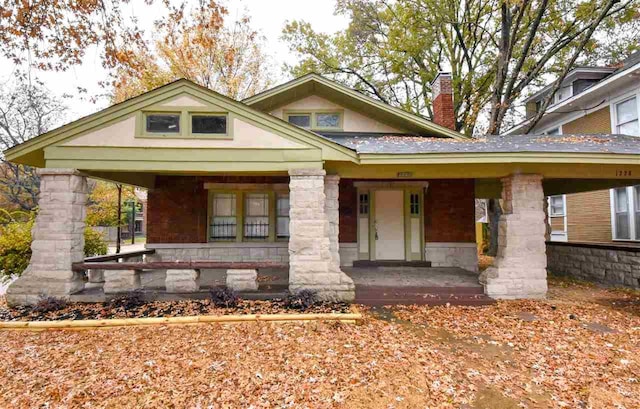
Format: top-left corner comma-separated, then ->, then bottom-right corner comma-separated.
6,169 -> 88,306
288,169 -> 354,301
479,174 -> 547,299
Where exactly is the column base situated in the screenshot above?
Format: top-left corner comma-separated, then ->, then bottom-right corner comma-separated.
6,273 -> 85,306
289,270 -> 355,302
480,266 -> 547,299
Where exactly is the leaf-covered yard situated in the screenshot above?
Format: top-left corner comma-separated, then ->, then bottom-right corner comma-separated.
1,278 -> 638,408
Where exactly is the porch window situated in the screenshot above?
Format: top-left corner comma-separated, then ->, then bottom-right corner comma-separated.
615,97 -> 639,136
276,194 -> 290,238
211,193 -> 237,239
549,195 -> 565,217
614,187 -> 631,239
410,193 -> 420,215
146,113 -> 180,133
359,193 -> 369,215
244,193 -> 269,239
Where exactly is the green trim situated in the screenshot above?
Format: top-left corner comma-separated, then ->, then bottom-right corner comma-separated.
5,79 -> 357,166
358,152 -> 640,165
244,73 -> 467,140
135,106 -> 234,140
45,159 -> 324,172
283,109 -> 344,131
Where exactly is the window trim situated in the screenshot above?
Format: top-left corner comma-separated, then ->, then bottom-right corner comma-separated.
136,106 -> 233,139
610,186 -> 639,241
206,187 -> 288,243
284,109 -> 344,131
613,95 -> 639,135
547,194 -> 568,242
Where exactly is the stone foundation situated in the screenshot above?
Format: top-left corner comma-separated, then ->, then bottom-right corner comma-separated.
288,170 -> 355,301
338,243 -> 358,267
103,270 -> 142,294
547,242 -> 640,289
146,242 -> 289,263
480,174 -> 547,299
425,242 -> 478,272
7,169 -> 88,306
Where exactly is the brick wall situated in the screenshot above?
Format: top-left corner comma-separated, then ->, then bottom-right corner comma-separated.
562,107 -> 611,134
149,176 -> 476,245
566,189 -> 612,242
424,179 -> 476,242
147,175 -> 289,244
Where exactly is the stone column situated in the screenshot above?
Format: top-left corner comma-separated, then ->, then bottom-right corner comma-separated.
7,169 -> 88,306
324,175 -> 342,273
479,174 -> 548,299
288,169 -> 354,302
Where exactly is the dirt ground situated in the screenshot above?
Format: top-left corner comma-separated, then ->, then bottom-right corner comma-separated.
1,277 -> 639,408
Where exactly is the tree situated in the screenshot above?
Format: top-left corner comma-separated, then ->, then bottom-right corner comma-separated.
112,0 -> 273,102
86,181 -> 136,227
0,77 -> 66,210
283,0 -> 639,136
0,0 -> 148,72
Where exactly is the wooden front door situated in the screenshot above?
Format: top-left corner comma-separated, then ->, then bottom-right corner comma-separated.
374,190 -> 405,260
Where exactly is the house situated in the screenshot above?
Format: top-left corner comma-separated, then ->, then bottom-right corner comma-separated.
505,51 -> 640,287
5,72 -> 640,306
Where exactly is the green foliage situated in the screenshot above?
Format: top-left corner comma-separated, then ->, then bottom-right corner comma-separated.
84,228 -> 108,257
0,209 -> 108,279
0,210 -> 34,279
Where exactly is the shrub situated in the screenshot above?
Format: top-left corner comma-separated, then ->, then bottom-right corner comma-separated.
33,296 -> 68,313
0,210 -> 34,280
84,228 -> 108,257
108,291 -> 146,309
0,209 -> 109,280
284,289 -> 318,311
209,287 -> 239,308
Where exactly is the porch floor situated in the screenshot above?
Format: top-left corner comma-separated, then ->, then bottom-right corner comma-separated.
73,267 -> 493,305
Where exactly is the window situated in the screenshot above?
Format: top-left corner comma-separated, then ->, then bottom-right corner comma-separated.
315,113 -> 341,128
359,193 -> 369,215
146,114 -> 180,133
549,195 -> 565,217
211,193 -> 237,240
244,193 -> 269,239
287,114 -> 311,128
615,97 -> 639,136
276,194 -> 290,238
544,127 -> 561,135
614,188 -> 631,239
192,115 -> 227,134
286,111 -> 343,130
635,186 -> 640,240
410,193 -> 420,215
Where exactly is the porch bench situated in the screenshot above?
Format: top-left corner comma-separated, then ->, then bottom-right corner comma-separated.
72,261 -> 288,294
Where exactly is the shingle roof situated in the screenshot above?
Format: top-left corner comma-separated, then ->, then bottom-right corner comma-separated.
317,132 -> 640,155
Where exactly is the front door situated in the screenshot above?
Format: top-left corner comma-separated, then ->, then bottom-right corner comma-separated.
374,190 -> 405,260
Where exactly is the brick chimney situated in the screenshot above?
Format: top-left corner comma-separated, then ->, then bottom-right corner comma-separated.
431,72 -> 455,130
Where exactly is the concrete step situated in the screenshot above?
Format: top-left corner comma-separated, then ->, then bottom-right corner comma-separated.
352,260 -> 432,268
355,285 -> 494,306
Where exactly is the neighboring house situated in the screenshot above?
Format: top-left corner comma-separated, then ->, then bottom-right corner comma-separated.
5,72 -> 640,306
506,51 -> 640,244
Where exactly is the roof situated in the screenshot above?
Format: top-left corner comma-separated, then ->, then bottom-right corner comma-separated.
318,131 -> 640,155
505,53 -> 640,135
244,73 -> 467,140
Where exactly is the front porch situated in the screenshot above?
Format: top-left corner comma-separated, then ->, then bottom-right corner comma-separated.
71,263 -> 491,306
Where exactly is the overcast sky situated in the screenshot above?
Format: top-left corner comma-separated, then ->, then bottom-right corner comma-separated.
0,0 -> 349,123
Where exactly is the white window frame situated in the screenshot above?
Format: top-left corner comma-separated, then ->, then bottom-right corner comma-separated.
610,91 -> 640,136
542,125 -> 563,135
547,195 -> 568,242
610,186 -> 640,241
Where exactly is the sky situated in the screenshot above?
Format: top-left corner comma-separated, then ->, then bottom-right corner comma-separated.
0,0 -> 349,123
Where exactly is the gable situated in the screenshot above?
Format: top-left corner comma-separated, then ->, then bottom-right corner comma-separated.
245,73 -> 468,140
270,95 -> 405,133
5,80 -> 357,170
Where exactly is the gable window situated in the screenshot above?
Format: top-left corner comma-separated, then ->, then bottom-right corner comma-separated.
315,113 -> 341,128
287,114 -> 311,128
146,114 -> 180,133
286,111 -> 343,130
615,97 -> 639,136
211,193 -> 237,240
192,114 -> 227,134
244,193 -> 270,239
